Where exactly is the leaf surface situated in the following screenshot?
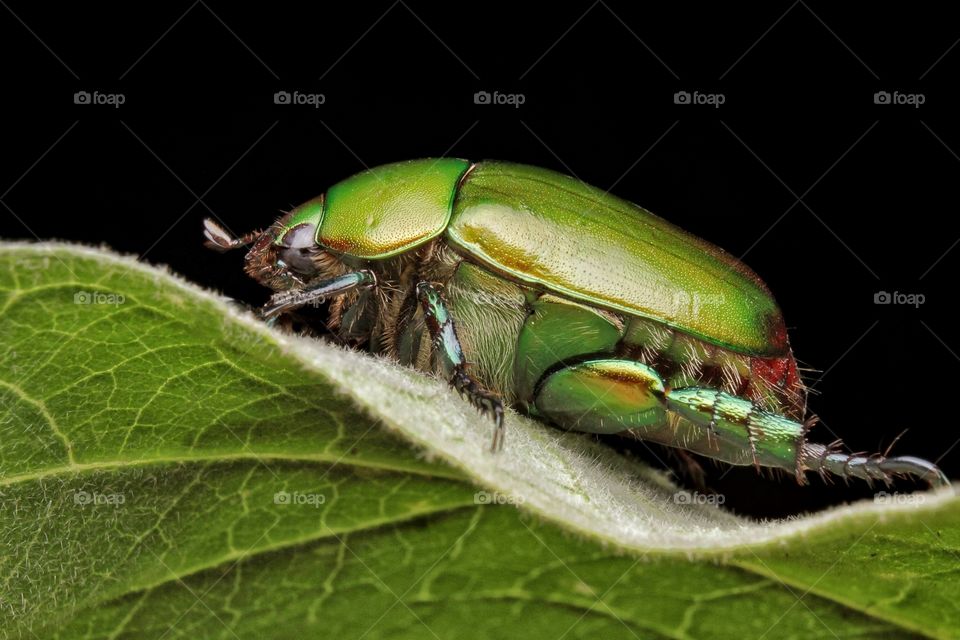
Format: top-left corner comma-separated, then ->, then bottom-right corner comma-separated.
1,243 -> 956,639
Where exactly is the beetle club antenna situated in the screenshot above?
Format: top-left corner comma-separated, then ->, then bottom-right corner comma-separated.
203,218 -> 264,252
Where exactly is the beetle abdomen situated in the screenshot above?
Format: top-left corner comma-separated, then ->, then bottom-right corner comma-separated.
443,261 -> 528,401
617,316 -> 805,419
431,255 -> 804,422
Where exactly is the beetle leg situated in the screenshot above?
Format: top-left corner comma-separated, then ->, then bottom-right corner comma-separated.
534,360 -> 949,489
800,443 -> 949,489
665,387 -> 951,489
261,270 -> 377,319
202,218 -> 264,252
416,281 -> 505,452
665,386 -> 951,489
535,360 -> 668,434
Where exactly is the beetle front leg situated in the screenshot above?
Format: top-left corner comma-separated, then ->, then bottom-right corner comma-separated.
416,281 -> 505,452
262,270 -> 377,319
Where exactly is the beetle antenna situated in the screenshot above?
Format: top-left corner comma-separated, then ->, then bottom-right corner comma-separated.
203,218 -> 263,252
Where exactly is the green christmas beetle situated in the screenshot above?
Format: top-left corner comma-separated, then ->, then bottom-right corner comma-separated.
204,158 -> 948,489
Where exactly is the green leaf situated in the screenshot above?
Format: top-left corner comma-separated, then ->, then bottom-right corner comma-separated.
1,242 -> 957,640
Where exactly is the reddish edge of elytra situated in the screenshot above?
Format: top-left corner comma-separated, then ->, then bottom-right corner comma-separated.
750,354 -> 805,415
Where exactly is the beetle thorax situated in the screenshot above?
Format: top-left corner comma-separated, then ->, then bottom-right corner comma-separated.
327,240 -> 461,348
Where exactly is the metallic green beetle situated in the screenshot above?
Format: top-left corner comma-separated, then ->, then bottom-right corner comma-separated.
204,158 -> 948,488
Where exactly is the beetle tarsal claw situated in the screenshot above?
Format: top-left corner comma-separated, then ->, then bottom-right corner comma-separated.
450,369 -> 505,453
489,405 -> 505,453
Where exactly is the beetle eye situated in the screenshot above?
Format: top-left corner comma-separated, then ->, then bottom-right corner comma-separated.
279,223 -> 319,275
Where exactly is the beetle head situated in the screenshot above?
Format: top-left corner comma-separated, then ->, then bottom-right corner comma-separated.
243,215 -> 343,291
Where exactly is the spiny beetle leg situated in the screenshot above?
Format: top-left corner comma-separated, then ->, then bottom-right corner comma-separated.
202,218 -> 263,252
416,281 -> 505,452
453,367 -> 505,452
667,387 -> 951,489
261,270 -> 376,319
800,444 -> 950,489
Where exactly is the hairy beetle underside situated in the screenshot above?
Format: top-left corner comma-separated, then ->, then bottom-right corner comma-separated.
291,236 -> 808,425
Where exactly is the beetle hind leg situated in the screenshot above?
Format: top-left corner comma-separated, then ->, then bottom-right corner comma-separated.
800,442 -> 949,489
534,359 -> 950,490
534,359 -> 668,435
416,281 -> 505,452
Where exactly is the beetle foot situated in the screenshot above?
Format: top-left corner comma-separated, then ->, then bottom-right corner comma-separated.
801,442 -> 950,489
262,288 -> 318,319
452,369 -> 505,452
261,270 -> 377,319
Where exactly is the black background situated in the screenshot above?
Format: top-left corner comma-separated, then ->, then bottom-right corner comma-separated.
2,2 -> 958,518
